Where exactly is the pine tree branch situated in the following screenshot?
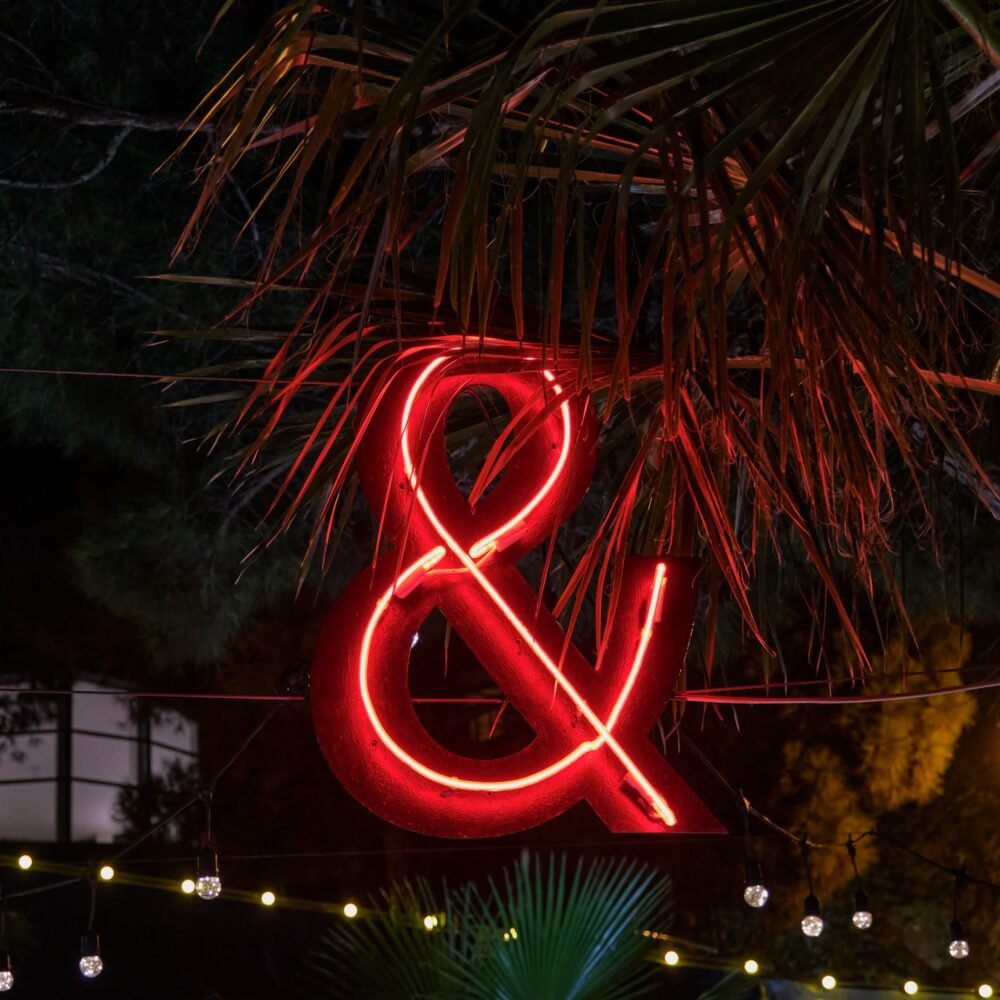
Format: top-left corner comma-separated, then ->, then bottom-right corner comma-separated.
7,243 -> 192,322
0,92 -> 204,132
0,126 -> 132,190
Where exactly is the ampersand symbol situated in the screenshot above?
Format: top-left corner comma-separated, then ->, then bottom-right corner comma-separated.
311,346 -> 722,837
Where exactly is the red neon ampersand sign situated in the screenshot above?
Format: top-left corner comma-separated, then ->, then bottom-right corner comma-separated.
311,347 -> 722,837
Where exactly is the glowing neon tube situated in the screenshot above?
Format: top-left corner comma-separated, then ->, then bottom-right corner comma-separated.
358,354 -> 677,825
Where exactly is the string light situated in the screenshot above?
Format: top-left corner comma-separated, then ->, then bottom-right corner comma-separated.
743,859 -> 769,909
741,799 -> 768,908
851,890 -> 873,930
78,932 -> 103,979
948,920 -> 970,960
195,847 -> 222,900
3,841 -> 995,997
800,894 -> 824,937
78,882 -> 103,979
949,871 -> 970,959
7,726 -> 1000,995
0,708 -> 289,991
194,787 -> 223,900
0,899 -> 13,992
847,838 -> 872,930
799,842 -> 824,938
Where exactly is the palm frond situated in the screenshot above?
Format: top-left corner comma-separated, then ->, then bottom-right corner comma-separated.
450,854 -> 672,1000
297,854 -> 672,1000
171,0 -> 1000,671
298,877 -> 465,1000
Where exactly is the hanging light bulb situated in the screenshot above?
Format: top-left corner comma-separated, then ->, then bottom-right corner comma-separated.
903,980 -> 919,995
79,930 -> 103,979
743,859 -> 769,909
77,880 -> 104,978
16,855 -> 31,871
743,959 -> 759,976
821,974 -> 837,990
740,799 -> 769,908
948,919 -> 970,960
978,985 -> 994,998
663,950 -> 679,967
0,900 -> 13,990
195,846 -> 222,900
343,902 -> 359,918
799,841 -> 824,937
852,888 -> 873,930
948,870 -> 970,959
847,839 -> 872,929
801,894 -> 824,937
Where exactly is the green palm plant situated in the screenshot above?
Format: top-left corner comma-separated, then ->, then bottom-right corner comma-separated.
297,854 -> 672,1000
170,0 -> 1000,671
299,877 -> 465,1000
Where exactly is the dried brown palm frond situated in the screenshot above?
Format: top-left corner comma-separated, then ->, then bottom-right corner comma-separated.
169,0 -> 1000,675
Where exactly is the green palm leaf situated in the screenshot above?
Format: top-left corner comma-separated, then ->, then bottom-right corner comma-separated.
297,855 -> 672,1000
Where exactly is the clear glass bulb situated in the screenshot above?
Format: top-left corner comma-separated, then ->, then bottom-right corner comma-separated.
79,954 -> 104,979
0,970 -> 12,992
948,938 -> 970,960
196,875 -> 222,900
743,860 -> 768,909
801,893 -> 824,937
195,846 -> 222,899
852,909 -> 873,929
